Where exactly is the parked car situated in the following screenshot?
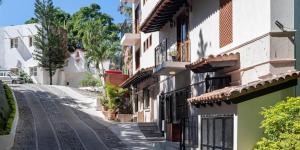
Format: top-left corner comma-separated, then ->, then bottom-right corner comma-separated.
0,70 -> 22,84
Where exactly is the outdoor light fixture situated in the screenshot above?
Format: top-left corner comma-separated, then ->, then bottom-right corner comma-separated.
169,71 -> 176,75
275,20 -> 285,31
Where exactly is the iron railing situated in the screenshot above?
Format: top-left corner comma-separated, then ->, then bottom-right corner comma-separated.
205,75 -> 231,93
155,39 -> 168,67
180,116 -> 199,150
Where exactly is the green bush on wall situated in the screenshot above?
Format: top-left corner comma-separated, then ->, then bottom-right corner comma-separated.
0,84 -> 16,135
254,97 -> 300,150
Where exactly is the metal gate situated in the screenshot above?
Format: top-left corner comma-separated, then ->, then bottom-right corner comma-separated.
180,116 -> 199,150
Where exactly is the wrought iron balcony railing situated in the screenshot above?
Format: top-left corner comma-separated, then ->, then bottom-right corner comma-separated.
155,39 -> 168,67
155,38 -> 190,67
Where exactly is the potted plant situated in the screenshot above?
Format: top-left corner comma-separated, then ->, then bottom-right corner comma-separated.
105,84 -> 128,120
99,96 -> 109,111
168,50 -> 178,61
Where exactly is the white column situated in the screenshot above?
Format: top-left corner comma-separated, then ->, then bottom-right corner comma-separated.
198,115 -> 201,150
234,114 -> 238,150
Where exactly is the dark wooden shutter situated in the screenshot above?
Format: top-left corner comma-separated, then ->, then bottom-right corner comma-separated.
220,0 -> 233,48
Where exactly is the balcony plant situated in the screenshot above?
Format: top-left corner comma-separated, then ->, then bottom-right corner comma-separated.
168,48 -> 178,61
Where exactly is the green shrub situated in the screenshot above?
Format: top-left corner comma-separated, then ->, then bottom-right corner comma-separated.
19,70 -> 33,83
80,72 -> 101,87
0,84 -> 16,135
254,97 -> 300,150
105,83 -> 127,110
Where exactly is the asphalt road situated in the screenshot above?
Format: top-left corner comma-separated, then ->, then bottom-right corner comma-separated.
10,84 -> 127,150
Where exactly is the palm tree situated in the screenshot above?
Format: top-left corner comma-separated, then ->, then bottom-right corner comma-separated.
82,19 -> 120,87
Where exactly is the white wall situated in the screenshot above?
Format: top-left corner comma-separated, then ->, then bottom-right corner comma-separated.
0,29 -> 4,68
295,0 -> 300,96
140,32 -> 159,69
271,0 -> 294,31
0,24 -> 44,84
0,24 -> 91,87
140,0 -> 160,25
64,50 -> 86,73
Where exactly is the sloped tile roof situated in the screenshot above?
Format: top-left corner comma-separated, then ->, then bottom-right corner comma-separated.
120,66 -> 154,88
185,53 -> 240,72
188,71 -> 300,104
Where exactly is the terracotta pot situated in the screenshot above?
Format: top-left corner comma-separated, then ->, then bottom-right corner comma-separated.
101,105 -> 108,111
107,109 -> 116,120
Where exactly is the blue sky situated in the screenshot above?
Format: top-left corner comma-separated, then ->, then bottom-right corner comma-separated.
0,0 -> 125,27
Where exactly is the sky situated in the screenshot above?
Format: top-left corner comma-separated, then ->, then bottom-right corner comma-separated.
0,0 -> 125,27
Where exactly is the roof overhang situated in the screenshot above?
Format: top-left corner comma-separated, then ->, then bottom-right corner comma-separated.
121,33 -> 141,46
120,67 -> 154,88
188,71 -> 300,105
186,53 -> 240,73
140,0 -> 186,33
153,61 -> 190,76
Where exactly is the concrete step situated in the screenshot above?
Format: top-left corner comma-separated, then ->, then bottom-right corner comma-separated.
138,122 -> 164,142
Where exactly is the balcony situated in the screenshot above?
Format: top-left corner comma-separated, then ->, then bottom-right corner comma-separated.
154,39 -> 190,75
120,19 -> 140,46
121,33 -> 141,46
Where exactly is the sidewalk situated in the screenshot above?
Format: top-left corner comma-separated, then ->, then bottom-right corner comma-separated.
52,85 -> 156,150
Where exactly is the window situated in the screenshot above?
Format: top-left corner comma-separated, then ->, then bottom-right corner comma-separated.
29,37 -> 33,47
201,115 -> 234,150
30,67 -> 38,76
135,48 -> 140,69
165,95 -> 173,123
143,88 -> 150,109
10,38 -> 18,48
176,90 -> 189,121
134,94 -> 139,112
177,12 -> 190,62
219,0 -> 233,48
143,35 -> 152,52
134,4 -> 141,33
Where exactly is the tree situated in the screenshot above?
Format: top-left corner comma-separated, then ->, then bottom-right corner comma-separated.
33,0 -> 67,85
25,8 -> 70,27
255,97 -> 300,150
66,4 -> 105,52
82,18 -> 120,87
25,17 -> 39,24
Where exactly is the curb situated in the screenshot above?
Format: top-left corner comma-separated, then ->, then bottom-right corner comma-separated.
0,88 -> 19,150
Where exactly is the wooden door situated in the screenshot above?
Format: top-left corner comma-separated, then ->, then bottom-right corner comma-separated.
177,12 -> 190,62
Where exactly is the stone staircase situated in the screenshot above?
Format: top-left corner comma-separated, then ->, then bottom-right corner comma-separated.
138,122 -> 165,142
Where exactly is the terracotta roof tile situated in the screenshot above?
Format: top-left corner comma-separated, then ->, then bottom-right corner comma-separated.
120,66 -> 154,88
188,71 -> 300,104
186,53 -> 240,72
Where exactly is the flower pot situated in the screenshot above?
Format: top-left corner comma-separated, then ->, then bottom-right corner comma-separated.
101,105 -> 108,111
107,109 -> 116,120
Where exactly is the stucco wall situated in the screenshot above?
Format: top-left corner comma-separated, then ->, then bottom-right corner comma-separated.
295,0 -> 300,96
0,29 -> 4,68
237,87 -> 295,150
0,24 -> 38,69
271,0 -> 294,31
140,31 -> 159,69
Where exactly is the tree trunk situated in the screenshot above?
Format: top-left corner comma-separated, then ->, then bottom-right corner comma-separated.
100,61 -> 106,86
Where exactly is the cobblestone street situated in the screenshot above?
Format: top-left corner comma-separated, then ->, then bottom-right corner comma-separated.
10,84 -> 128,150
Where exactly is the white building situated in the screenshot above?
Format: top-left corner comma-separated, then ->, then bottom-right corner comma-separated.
0,24 -> 88,87
121,0 -> 300,149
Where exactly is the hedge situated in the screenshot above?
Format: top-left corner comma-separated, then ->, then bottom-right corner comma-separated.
0,84 -> 16,135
